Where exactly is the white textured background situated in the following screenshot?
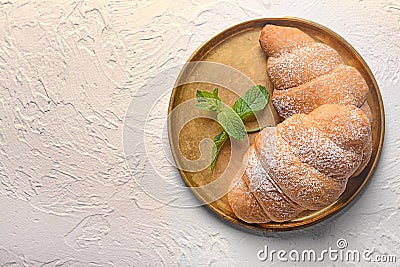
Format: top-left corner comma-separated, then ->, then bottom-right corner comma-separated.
0,0 -> 399,266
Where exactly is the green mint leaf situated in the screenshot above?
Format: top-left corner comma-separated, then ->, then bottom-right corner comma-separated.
210,131 -> 228,172
195,88 -> 223,112
232,85 -> 270,120
196,88 -> 221,100
194,85 -> 270,171
217,107 -> 246,140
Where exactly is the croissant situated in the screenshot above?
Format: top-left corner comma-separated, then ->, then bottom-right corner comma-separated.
228,25 -> 373,223
228,104 -> 371,223
260,24 -> 369,118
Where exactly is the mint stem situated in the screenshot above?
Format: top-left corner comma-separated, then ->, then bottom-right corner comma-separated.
246,126 -> 267,133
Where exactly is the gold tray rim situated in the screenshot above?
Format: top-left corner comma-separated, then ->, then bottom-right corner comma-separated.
167,17 -> 385,233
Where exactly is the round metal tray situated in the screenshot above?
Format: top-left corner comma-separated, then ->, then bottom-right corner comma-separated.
168,17 -> 384,233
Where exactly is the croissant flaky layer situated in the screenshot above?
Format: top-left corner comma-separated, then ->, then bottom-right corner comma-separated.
228,104 -> 371,223
261,24 -> 369,119
272,65 -> 369,119
227,24 -> 374,224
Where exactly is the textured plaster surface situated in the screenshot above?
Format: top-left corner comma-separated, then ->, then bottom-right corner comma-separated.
0,0 -> 399,266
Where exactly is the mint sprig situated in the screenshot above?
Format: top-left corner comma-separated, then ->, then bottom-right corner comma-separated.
195,88 -> 222,112
232,85 -> 270,120
195,88 -> 246,140
195,85 -> 270,171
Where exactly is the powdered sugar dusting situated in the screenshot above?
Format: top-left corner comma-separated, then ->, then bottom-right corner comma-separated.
228,176 -> 271,223
243,144 -> 303,222
259,24 -> 314,57
309,104 -> 371,154
272,65 -> 369,119
228,25 -> 373,223
278,113 -> 362,180
267,43 -> 343,90
256,126 -> 348,210
229,104 -> 371,220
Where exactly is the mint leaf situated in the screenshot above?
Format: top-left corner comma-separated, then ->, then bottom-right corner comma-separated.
195,88 -> 223,112
217,107 -> 246,140
194,85 -> 270,171
196,88 -> 220,100
232,85 -> 270,120
210,131 -> 228,171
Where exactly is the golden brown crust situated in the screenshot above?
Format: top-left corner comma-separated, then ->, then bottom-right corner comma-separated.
360,101 -> 373,123
272,65 -> 369,119
277,113 -> 362,180
227,176 -> 271,223
228,105 -> 371,221
352,102 -> 372,177
241,145 -> 304,222
308,104 -> 371,154
259,24 -> 314,57
228,25 -> 373,223
255,128 -> 348,210
266,43 -> 343,90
